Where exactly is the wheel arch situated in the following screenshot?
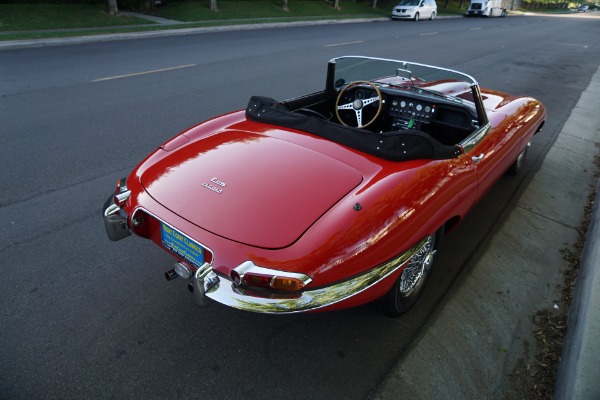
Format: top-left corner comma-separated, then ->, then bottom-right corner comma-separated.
441,216 -> 462,238
535,120 -> 545,134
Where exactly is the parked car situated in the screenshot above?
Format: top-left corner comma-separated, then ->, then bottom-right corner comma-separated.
392,0 -> 437,21
103,56 -> 546,316
465,0 -> 508,17
578,4 -> 589,11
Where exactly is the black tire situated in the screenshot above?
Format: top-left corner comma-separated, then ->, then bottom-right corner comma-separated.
414,12 -> 420,21
378,232 -> 439,317
506,142 -> 530,176
430,11 -> 436,20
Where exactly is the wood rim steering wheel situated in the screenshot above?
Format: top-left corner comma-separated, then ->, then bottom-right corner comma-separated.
335,81 -> 383,128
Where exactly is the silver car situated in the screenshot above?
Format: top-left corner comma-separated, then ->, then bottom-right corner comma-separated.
392,0 -> 437,21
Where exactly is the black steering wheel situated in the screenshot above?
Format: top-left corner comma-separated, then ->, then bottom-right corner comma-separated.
335,81 -> 383,128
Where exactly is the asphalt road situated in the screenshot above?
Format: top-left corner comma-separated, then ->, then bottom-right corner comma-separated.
1,13 -> 599,400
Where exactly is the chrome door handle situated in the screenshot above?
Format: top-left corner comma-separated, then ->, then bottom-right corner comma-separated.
472,154 -> 485,163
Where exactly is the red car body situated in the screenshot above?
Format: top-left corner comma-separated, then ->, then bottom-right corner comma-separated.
103,56 -> 545,315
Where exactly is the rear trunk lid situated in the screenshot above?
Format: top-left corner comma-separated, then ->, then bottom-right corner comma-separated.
140,130 -> 363,249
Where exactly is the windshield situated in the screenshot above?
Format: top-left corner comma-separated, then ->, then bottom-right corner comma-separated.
397,0 -> 421,5
331,56 -> 478,103
329,56 -> 485,125
331,56 -> 477,90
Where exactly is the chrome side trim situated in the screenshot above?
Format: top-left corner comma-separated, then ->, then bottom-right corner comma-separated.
460,123 -> 491,154
102,194 -> 131,241
200,236 -> 430,314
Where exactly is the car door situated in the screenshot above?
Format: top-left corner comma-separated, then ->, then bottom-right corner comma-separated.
426,0 -> 435,17
464,120 -> 524,201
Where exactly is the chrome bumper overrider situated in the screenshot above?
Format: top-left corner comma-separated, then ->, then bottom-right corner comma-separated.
102,194 -> 131,241
193,236 -> 430,314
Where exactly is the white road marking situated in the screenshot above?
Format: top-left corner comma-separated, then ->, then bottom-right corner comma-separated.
325,41 -> 364,47
557,42 -> 589,48
92,64 -> 197,82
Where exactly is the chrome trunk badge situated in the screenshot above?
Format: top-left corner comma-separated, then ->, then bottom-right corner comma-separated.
202,177 -> 227,194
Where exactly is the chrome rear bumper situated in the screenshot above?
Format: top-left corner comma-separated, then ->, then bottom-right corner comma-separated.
102,194 -> 131,241
193,236 -> 429,314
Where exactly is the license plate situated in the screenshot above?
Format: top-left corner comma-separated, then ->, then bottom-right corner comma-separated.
160,222 -> 205,267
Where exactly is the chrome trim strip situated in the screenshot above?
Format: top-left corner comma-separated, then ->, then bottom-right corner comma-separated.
460,123 -> 491,153
200,236 -> 430,314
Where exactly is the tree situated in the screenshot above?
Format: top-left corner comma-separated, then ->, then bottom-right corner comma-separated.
209,0 -> 218,11
333,0 -> 341,10
372,0 -> 378,8
107,0 -> 118,15
282,0 -> 289,11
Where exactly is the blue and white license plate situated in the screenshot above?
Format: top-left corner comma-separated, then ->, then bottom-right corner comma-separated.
160,222 -> 205,267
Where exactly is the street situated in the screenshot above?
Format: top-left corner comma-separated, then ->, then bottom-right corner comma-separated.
1,13 -> 599,399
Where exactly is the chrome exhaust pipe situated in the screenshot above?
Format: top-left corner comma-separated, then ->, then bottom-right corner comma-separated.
165,269 -> 178,281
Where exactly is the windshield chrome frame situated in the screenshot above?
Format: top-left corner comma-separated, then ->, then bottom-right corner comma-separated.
327,56 -> 488,127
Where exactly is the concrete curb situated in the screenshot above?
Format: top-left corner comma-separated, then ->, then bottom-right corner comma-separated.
555,181 -> 600,399
0,18 -> 389,51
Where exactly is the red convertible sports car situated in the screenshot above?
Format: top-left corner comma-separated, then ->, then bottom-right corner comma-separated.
103,56 -> 545,316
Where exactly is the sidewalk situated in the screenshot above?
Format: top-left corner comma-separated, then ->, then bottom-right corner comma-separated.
554,72 -> 600,399
373,66 -> 600,399
119,11 -> 186,25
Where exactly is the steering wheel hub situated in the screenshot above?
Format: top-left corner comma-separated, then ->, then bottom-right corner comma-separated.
353,99 -> 364,110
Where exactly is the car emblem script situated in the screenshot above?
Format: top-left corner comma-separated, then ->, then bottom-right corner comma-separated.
202,177 -> 227,194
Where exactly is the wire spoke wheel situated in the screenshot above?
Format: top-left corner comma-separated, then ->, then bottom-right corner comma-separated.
378,232 -> 438,317
398,236 -> 435,298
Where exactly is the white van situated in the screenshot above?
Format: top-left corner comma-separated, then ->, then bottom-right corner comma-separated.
392,0 -> 437,21
465,0 -> 507,17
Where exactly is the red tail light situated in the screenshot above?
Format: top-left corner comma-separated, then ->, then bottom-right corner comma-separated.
243,273 -> 272,289
230,262 -> 312,293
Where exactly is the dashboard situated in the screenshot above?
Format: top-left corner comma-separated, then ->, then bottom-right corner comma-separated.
382,89 -> 476,135
338,85 -> 478,144
388,97 -> 436,130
